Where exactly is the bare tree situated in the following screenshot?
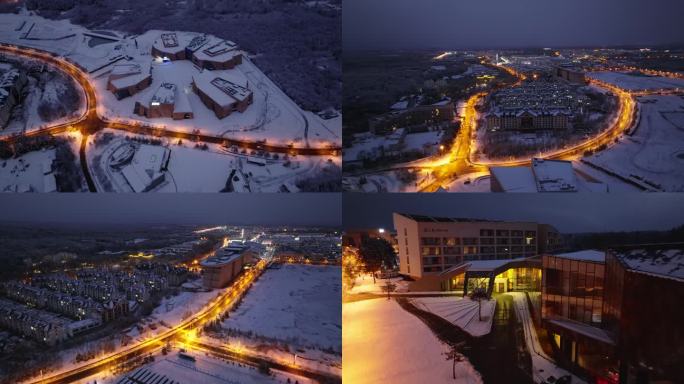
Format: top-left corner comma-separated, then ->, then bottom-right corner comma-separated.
443,341 -> 466,380
469,287 -> 489,322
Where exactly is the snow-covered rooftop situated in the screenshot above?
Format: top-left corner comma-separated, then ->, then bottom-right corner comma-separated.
109,62 -> 151,90
151,83 -> 176,105
200,244 -> 248,267
531,158 -> 577,192
490,166 -> 537,192
554,250 -> 605,263
614,248 -> 684,281
390,100 -> 408,110
193,39 -> 239,62
490,158 -> 578,193
152,32 -> 197,55
193,71 -> 251,107
119,144 -> 169,193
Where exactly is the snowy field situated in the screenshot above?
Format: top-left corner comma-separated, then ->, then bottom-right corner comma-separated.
343,298 -> 482,384
0,148 -> 56,192
588,72 -> 684,91
583,95 -> 684,191
86,129 -> 336,192
411,297 -> 496,337
350,275 -> 409,294
222,265 -> 341,352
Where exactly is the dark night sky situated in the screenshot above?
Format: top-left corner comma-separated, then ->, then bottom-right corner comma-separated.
343,194 -> 684,234
343,0 -> 684,50
0,194 -> 341,227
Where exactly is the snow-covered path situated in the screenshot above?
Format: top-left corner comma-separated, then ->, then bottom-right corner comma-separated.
508,292 -> 585,384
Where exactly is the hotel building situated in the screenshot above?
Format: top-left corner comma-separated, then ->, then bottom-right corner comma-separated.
393,213 -> 561,287
200,242 -> 250,289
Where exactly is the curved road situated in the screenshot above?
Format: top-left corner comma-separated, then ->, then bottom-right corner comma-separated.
24,260 -> 339,384
362,64 -> 641,192
0,44 -> 340,160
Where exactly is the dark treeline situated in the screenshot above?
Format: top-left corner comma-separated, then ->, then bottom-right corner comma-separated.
564,224 -> 684,251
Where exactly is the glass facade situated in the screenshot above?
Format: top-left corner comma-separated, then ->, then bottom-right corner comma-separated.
542,255 -> 604,325
493,267 -> 542,293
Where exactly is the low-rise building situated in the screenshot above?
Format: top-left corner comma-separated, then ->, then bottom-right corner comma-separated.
191,39 -> 241,70
118,144 -> 170,193
151,32 -> 242,70
134,82 -> 193,120
192,72 -> 253,119
151,32 -> 188,61
486,108 -> 570,131
107,62 -> 152,100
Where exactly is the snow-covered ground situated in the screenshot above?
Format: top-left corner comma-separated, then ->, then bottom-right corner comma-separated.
343,298 -> 482,384
403,130 -> 444,152
508,292 -> 585,384
410,296 -> 496,337
588,72 -> 684,91
72,350 -> 310,384
344,130 -> 443,164
0,148 -> 56,192
86,129 -> 336,192
221,265 -> 341,352
139,286 -> 219,336
0,63 -> 87,138
583,95 -> 684,191
444,172 -> 492,192
349,275 -> 409,294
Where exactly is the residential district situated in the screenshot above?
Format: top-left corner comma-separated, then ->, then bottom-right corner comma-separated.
0,225 -> 342,384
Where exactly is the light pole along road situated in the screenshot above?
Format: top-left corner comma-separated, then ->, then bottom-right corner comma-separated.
0,44 -> 341,191
25,259 -> 339,384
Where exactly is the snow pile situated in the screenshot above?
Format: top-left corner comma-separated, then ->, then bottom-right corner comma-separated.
343,298 -> 482,384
